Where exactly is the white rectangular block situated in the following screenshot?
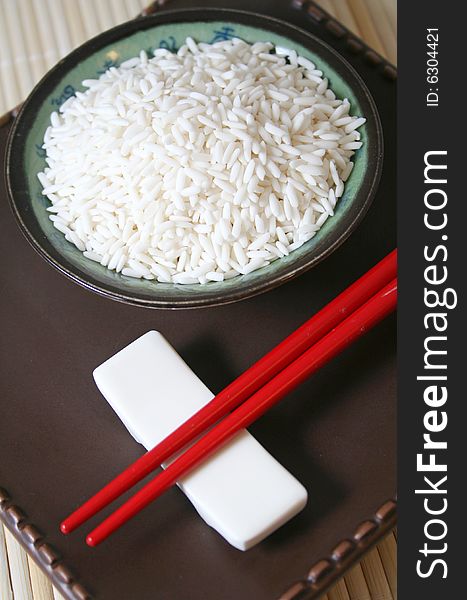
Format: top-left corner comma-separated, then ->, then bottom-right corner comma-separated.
93,331 -> 307,550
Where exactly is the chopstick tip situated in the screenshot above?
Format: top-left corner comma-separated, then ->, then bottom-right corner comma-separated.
60,521 -> 71,535
86,534 -> 98,547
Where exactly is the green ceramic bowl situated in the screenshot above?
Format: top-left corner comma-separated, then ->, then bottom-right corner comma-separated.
6,8 -> 383,309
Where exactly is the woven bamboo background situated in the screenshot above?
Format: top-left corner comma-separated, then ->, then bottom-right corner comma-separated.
0,0 -> 397,598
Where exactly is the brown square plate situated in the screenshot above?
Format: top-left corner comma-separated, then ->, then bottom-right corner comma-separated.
0,2 -> 396,598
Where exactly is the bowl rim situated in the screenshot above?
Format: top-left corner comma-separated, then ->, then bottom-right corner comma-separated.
5,6 -> 383,310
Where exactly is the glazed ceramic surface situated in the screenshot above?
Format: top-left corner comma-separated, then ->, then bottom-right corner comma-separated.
6,8 -> 383,308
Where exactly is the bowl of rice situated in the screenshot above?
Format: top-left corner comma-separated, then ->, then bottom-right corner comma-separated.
6,8 -> 383,309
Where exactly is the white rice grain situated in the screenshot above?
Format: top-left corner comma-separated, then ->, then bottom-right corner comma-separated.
38,38 -> 366,284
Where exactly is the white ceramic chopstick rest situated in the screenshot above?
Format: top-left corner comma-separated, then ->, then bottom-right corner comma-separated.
93,331 -> 307,550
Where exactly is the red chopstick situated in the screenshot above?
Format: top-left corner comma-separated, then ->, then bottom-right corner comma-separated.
86,277 -> 397,546
60,250 -> 397,536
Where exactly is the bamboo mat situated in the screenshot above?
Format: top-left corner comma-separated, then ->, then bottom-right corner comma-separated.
0,1 -> 397,598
